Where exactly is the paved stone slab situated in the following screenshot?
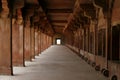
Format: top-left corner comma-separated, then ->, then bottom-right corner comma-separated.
0,45 -> 107,80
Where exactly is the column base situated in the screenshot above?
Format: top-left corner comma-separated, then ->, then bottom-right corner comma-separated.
0,66 -> 13,75
13,61 -> 25,67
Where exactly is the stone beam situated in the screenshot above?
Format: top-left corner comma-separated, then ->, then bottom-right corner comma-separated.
47,9 -> 73,13
51,20 -> 67,23
13,0 -> 24,9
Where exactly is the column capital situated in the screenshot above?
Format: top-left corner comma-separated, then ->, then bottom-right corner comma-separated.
1,0 -> 9,18
16,9 -> 23,25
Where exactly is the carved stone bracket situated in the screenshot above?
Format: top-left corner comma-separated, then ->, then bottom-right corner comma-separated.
1,0 -> 9,18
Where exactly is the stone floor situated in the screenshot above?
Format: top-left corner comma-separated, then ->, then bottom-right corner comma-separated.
0,45 -> 107,80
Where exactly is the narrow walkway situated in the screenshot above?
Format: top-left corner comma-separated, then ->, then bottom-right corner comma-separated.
0,45 -> 107,80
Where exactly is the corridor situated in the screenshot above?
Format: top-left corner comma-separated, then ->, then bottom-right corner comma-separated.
0,45 -> 106,80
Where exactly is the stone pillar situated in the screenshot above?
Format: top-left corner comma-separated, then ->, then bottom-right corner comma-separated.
19,24 -> 24,66
24,6 -> 34,61
46,35 -> 49,48
86,27 -> 89,52
41,32 -> 44,52
0,0 -> 13,75
45,34 -> 47,49
35,27 -> 39,56
48,36 -> 50,46
48,36 -> 50,47
38,31 -> 41,54
30,26 -> 35,59
78,29 -> 81,53
83,28 -> 86,51
88,27 -> 90,52
41,33 -> 49,51
41,33 -> 44,51
24,17 -> 31,61
40,32 -> 43,52
49,36 -> 52,47
45,35 -> 47,49
94,9 -> 99,63
40,32 -> 42,52
12,9 -> 24,66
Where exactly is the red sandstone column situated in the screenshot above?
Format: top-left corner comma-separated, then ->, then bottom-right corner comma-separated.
46,35 -> 48,48
24,5 -> 34,61
43,34 -> 46,50
37,31 -> 41,55
41,32 -> 44,52
35,28 -> 39,56
39,31 -> 42,53
12,9 -> 24,66
37,31 -> 40,55
19,24 -> 24,65
41,33 -> 48,51
48,36 -> 52,47
50,36 -> 52,46
12,23 -> 20,65
0,0 -> 13,75
24,17 -> 31,61
47,36 -> 49,47
43,34 -> 45,50
40,33 -> 43,52
31,26 -> 35,59
47,36 -> 49,48
48,36 -> 50,47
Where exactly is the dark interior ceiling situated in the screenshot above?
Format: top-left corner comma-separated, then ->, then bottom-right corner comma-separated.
11,0 -> 106,36
38,0 -> 76,34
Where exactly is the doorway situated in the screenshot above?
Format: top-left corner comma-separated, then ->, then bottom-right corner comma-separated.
56,38 -> 61,45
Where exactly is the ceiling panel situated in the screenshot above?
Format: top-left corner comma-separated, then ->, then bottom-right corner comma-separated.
44,0 -> 75,9
39,0 -> 76,34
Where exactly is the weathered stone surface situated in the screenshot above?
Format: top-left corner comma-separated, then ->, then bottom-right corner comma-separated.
1,0 -> 9,18
12,24 -> 23,66
35,29 -> 39,56
41,33 -> 46,52
14,0 -> 24,9
19,25 -> 24,65
31,27 -> 35,59
0,0 -> 119,79
0,18 -> 12,75
24,26 -> 31,61
38,31 -> 41,54
0,45 -> 107,80
12,8 -> 24,66
112,0 -> 120,25
0,0 -> 13,75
